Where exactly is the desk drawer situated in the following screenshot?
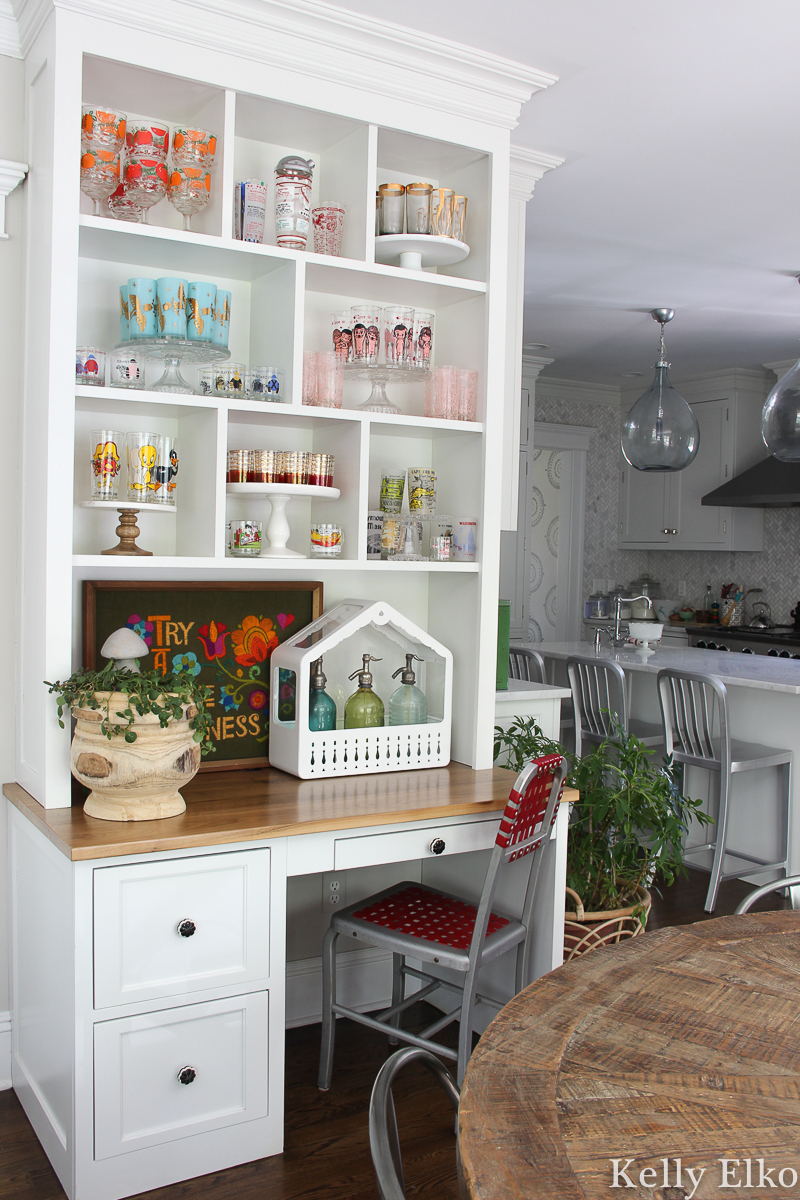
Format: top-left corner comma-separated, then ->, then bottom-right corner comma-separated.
94,849 -> 270,1009
334,818 -> 499,871
94,991 -> 268,1159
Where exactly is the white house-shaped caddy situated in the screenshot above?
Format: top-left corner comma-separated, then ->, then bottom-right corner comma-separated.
269,599 -> 453,779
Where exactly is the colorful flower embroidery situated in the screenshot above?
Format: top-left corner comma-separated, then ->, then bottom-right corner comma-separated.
126,613 -> 154,646
172,651 -> 201,676
197,620 -> 230,661
231,615 -> 279,666
248,688 -> 268,711
220,686 -> 240,712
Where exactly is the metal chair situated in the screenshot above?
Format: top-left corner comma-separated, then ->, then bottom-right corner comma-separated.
369,1047 -> 460,1200
318,753 -> 567,1090
735,875 -> 800,913
508,645 -> 547,683
657,668 -> 792,913
567,654 -> 663,758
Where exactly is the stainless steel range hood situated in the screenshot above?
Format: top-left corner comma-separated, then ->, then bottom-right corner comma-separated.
702,457 -> 800,507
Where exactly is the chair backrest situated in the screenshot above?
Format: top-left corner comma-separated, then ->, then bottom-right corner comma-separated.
657,668 -> 729,769
467,754 -> 566,986
567,655 -> 628,756
509,645 -> 547,684
369,1046 -> 460,1200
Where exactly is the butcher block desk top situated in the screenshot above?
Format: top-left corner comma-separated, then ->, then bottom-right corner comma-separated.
3,766 -> 578,862
458,912 -> 800,1200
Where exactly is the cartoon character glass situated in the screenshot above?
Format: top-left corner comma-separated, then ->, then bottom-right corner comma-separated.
90,430 -> 124,500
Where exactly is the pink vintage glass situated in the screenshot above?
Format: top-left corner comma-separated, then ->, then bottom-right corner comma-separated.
315,352 -> 344,408
458,368 -> 478,421
124,158 -> 168,223
312,203 -> 346,256
302,350 -> 317,405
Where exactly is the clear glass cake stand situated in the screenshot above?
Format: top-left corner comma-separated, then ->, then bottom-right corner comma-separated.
344,364 -> 431,414
115,337 -> 231,394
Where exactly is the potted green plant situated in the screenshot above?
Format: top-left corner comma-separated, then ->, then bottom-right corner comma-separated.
46,653 -> 215,823
494,717 -> 712,959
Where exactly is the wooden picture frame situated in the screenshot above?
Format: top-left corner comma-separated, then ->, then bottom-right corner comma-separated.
83,580 -> 323,771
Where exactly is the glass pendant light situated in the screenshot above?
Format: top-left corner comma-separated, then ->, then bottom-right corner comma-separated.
621,309 -> 700,472
762,333 -> 800,460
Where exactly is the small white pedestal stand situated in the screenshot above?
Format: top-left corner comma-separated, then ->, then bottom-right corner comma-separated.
226,482 -> 340,559
373,234 -> 470,271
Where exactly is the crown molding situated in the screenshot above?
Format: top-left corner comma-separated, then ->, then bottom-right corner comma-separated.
0,0 -> 21,55
509,145 -> 564,203
12,0 -> 556,129
521,353 -> 554,380
536,376 -> 622,408
763,357 -> 797,382
0,158 -> 27,237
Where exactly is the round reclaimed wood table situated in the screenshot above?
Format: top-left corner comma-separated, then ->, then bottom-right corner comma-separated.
458,912 -> 800,1200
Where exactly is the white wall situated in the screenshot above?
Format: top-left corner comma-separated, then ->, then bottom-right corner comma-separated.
0,51 -> 25,1046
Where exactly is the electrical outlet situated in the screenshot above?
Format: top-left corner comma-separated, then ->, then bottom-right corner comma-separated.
323,872 -> 345,911
678,581 -> 687,597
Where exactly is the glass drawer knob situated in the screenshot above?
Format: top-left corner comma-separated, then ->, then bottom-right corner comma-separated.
177,919 -> 196,937
430,838 -> 445,855
177,1066 -> 197,1085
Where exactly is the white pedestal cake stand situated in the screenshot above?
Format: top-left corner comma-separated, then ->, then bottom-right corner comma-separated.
226,482 -> 340,559
373,233 -> 470,271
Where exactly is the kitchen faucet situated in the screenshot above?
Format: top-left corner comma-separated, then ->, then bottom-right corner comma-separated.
594,594 -> 653,650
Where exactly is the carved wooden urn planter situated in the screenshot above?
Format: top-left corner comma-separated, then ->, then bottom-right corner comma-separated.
70,691 -> 202,821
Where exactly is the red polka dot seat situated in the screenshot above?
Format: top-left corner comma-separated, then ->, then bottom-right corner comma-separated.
318,754 -> 567,1089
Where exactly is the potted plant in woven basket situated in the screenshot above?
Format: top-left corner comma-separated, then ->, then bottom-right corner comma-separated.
494,717 -> 711,961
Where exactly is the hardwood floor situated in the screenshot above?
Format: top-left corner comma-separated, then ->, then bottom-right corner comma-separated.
0,869 -> 789,1200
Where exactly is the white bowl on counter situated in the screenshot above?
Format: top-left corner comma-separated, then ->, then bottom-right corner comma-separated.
628,622 -> 664,655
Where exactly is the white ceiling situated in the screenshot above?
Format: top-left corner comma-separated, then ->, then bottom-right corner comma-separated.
339,0 -> 800,383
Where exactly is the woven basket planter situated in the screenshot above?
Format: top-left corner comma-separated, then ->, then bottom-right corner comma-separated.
563,885 -> 652,962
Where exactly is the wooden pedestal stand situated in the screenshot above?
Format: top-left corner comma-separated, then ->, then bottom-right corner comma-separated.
80,500 -> 176,555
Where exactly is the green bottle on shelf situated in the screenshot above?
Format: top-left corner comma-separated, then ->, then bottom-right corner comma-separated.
308,657 -> 337,731
388,654 -> 428,726
344,654 -> 384,728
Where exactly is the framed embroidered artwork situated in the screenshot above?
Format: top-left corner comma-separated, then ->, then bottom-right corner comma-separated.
82,580 -> 323,770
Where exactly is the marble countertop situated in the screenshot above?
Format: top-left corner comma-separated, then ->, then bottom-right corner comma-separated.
538,641 -> 800,695
496,679 -> 572,701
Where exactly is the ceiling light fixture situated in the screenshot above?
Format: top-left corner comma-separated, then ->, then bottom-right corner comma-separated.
761,278 -> 800,460
620,309 -> 700,472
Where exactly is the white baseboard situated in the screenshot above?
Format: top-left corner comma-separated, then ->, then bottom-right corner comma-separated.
286,948 -> 393,1028
0,1011 -> 11,1089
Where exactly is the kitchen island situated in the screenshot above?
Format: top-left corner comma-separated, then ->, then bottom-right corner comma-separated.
539,640 -> 800,883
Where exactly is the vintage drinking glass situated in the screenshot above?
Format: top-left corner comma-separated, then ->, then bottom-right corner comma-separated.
377,183 -> 405,234
430,188 -> 455,237
302,350 -> 317,405
405,183 -> 432,234
315,352 -> 344,408
80,148 -> 121,215
453,195 -> 468,242
152,435 -> 179,505
311,202 -> 346,255
383,306 -> 414,367
167,166 -> 211,231
81,106 -> 126,150
90,429 -> 125,500
171,127 -> 217,168
126,122 -> 169,161
123,158 -> 168,223
332,311 -> 353,361
107,181 -> 144,223
412,310 -> 435,369
351,305 -> 381,364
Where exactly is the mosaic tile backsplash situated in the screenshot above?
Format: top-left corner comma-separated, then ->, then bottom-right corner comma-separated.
533,393 -> 800,635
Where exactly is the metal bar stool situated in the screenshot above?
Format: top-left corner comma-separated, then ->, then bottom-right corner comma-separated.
369,1047 -> 460,1200
318,753 -> 567,1090
657,667 -> 792,913
567,654 -> 663,759
735,875 -> 800,913
508,646 -> 547,683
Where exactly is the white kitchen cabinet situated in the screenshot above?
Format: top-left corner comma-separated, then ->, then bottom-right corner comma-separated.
618,373 -> 766,551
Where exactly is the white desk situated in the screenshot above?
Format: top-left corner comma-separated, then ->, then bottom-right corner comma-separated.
4,765 -> 574,1200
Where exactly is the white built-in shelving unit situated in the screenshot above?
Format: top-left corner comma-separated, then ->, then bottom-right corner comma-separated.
18,5 -> 555,811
